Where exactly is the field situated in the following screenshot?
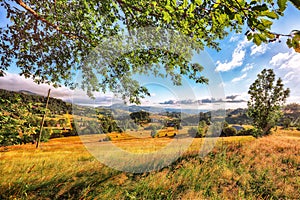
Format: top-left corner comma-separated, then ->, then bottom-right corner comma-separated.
0,129 -> 299,199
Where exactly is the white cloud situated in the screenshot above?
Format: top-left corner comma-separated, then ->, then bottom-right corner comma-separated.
0,73 -> 72,97
269,50 -> 300,85
229,35 -> 240,42
269,50 -> 300,104
283,71 -> 295,82
270,51 -> 300,69
242,63 -> 254,72
0,72 -> 116,105
231,73 -> 247,83
250,44 -> 268,56
216,38 -> 250,72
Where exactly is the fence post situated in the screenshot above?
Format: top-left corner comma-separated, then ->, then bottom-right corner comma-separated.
36,89 -> 51,148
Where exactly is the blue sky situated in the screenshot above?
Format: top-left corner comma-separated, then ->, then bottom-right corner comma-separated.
0,3 -> 300,109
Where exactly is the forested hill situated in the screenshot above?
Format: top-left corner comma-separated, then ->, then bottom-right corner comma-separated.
0,89 -> 72,114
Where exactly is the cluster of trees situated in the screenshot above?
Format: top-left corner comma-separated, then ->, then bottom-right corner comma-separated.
0,90 -> 76,146
0,66 -> 294,146
187,69 -> 291,138
130,111 -> 151,125
0,97 -> 38,146
187,120 -> 255,138
281,103 -> 300,130
78,116 -> 122,134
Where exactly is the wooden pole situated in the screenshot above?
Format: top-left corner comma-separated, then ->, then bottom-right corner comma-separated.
36,89 -> 51,148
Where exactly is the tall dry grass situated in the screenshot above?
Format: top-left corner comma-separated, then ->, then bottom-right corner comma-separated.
0,131 -> 299,199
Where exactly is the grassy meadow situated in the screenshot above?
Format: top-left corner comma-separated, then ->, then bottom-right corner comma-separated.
0,129 -> 299,199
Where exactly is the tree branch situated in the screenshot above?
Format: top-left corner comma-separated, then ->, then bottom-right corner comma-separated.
14,0 -> 88,41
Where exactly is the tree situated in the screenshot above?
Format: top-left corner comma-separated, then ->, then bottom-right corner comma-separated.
129,111 -> 151,124
188,120 -> 208,138
0,97 -> 38,145
221,126 -> 237,137
0,1 -> 299,103
247,69 -> 290,136
197,120 -> 208,138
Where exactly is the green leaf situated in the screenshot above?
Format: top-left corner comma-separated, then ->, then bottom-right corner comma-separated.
234,14 -> 243,24
152,1 -> 157,7
286,38 -> 293,48
252,4 -> 268,11
183,0 -> 188,8
277,0 -> 288,12
195,0 -> 202,6
165,5 -> 174,12
162,11 -> 171,23
250,0 -> 257,5
253,34 -> 262,45
262,11 -> 279,19
261,19 -> 273,27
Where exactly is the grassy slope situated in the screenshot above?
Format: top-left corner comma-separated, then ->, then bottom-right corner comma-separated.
0,131 -> 299,199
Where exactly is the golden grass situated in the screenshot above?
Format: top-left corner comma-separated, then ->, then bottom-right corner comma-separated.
0,129 -> 299,199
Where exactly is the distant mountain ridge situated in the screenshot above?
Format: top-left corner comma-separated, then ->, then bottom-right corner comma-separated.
18,90 -> 39,96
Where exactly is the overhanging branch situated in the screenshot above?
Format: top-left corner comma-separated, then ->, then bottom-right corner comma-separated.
14,0 -> 89,41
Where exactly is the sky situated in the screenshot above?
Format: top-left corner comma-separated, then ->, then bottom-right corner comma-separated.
0,2 -> 300,110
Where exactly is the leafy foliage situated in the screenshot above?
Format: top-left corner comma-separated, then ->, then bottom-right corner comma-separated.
0,0 -> 299,103
247,69 -> 290,135
0,97 -> 38,146
188,120 -> 208,138
221,126 -> 237,137
129,111 -> 151,124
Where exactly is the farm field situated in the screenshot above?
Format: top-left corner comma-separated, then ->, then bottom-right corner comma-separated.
0,129 -> 299,199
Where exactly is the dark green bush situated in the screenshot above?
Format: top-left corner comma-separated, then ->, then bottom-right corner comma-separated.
221,126 -> 237,137
237,128 -> 254,136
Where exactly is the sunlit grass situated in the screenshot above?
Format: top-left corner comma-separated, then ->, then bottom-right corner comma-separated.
0,129 -> 299,199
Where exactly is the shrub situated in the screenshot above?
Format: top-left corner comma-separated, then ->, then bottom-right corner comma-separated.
197,120 -> 208,138
283,117 -> 292,129
41,129 -> 51,142
151,129 -> 157,138
241,127 -> 263,138
102,136 -> 111,141
221,126 -> 237,137
188,122 -> 208,138
188,127 -> 198,137
238,128 -> 254,136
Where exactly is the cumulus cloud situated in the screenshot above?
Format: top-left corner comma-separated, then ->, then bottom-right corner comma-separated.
0,73 -> 72,97
229,35 -> 240,42
270,51 -> 300,69
250,44 -> 268,56
269,50 -> 300,103
283,71 -> 295,82
0,72 -> 116,105
242,63 -> 254,72
269,50 -> 300,85
216,38 -> 250,72
231,73 -> 247,83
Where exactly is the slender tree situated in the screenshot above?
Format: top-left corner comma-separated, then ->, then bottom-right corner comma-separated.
247,69 -> 290,136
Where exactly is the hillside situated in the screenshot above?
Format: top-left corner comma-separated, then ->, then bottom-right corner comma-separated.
0,89 -> 72,114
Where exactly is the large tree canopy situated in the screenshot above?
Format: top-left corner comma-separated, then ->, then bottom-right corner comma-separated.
0,0 -> 299,103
